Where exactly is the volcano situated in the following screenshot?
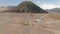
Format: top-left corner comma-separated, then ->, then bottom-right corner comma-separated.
13,1 -> 48,13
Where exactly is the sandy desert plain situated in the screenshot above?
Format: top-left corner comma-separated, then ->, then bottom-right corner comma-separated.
0,13 -> 60,34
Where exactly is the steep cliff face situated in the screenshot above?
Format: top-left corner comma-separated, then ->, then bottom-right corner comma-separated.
14,1 -> 48,13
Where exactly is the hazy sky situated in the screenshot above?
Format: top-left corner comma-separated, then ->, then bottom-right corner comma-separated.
0,0 -> 60,9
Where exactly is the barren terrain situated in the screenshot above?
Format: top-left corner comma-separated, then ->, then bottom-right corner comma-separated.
0,13 -> 60,34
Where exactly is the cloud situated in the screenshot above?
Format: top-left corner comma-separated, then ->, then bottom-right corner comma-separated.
39,4 -> 60,10
36,1 -> 60,10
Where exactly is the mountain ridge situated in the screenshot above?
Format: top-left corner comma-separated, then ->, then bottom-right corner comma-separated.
13,1 -> 48,13
46,8 -> 60,13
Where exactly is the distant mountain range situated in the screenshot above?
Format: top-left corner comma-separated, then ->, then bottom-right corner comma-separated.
0,1 -> 48,13
0,6 -> 16,12
0,6 -> 8,11
46,8 -> 60,13
0,5 -> 60,13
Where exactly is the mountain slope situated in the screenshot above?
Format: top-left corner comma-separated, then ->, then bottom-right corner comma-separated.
14,1 -> 48,13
